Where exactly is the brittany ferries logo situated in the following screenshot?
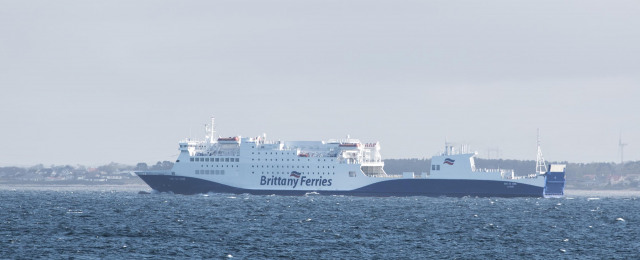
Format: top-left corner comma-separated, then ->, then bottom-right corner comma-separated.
443,158 -> 455,165
260,171 -> 332,188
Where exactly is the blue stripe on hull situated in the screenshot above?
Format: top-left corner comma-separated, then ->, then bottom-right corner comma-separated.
352,179 -> 543,197
137,175 -> 544,197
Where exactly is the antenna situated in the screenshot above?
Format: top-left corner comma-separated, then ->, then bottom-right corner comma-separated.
204,123 -> 208,140
444,137 -> 452,155
535,129 -> 547,174
619,131 -> 627,164
211,117 -> 215,143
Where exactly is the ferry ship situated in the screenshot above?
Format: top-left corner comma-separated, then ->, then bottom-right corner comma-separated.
136,118 -> 566,197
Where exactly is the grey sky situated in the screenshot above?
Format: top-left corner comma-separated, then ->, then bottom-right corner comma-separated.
1,0 -> 639,166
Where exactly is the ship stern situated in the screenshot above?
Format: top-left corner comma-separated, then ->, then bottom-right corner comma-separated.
543,164 -> 566,198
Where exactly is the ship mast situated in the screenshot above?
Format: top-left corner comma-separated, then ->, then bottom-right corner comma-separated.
210,117 -> 215,143
205,117 -> 216,143
535,129 -> 547,174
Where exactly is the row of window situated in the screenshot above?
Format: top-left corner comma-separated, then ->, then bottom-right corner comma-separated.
246,171 -> 359,176
253,158 -> 303,162
200,165 -> 238,168
252,158 -> 334,162
191,157 -> 239,162
195,170 -> 225,175
251,165 -> 335,169
190,157 -> 335,163
252,151 -> 296,155
431,165 -> 441,171
252,171 -> 336,175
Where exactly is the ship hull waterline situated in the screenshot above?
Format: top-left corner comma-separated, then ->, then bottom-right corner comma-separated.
137,174 -> 545,198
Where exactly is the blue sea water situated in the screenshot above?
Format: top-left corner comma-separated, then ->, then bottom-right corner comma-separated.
1,189 -> 639,259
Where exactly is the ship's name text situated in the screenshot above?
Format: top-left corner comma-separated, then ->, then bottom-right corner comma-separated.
260,175 -> 332,188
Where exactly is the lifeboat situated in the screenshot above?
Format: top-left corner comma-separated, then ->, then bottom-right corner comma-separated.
218,136 -> 240,143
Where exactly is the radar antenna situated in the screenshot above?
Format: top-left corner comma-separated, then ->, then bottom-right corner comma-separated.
536,129 -> 547,174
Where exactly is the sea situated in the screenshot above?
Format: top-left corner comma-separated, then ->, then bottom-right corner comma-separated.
1,186 -> 639,259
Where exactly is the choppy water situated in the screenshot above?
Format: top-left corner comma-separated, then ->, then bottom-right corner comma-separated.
1,189 -> 639,259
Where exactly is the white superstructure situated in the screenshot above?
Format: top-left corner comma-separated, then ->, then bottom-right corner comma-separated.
170,118 -> 388,191
429,144 -> 545,187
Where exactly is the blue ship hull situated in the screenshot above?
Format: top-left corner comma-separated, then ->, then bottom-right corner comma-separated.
137,174 -> 560,198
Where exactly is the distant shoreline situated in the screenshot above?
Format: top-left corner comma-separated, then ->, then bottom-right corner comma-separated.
564,189 -> 640,197
0,184 -> 151,192
1,184 -> 638,197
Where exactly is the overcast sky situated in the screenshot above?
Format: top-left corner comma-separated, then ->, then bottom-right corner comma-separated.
1,0 -> 639,166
